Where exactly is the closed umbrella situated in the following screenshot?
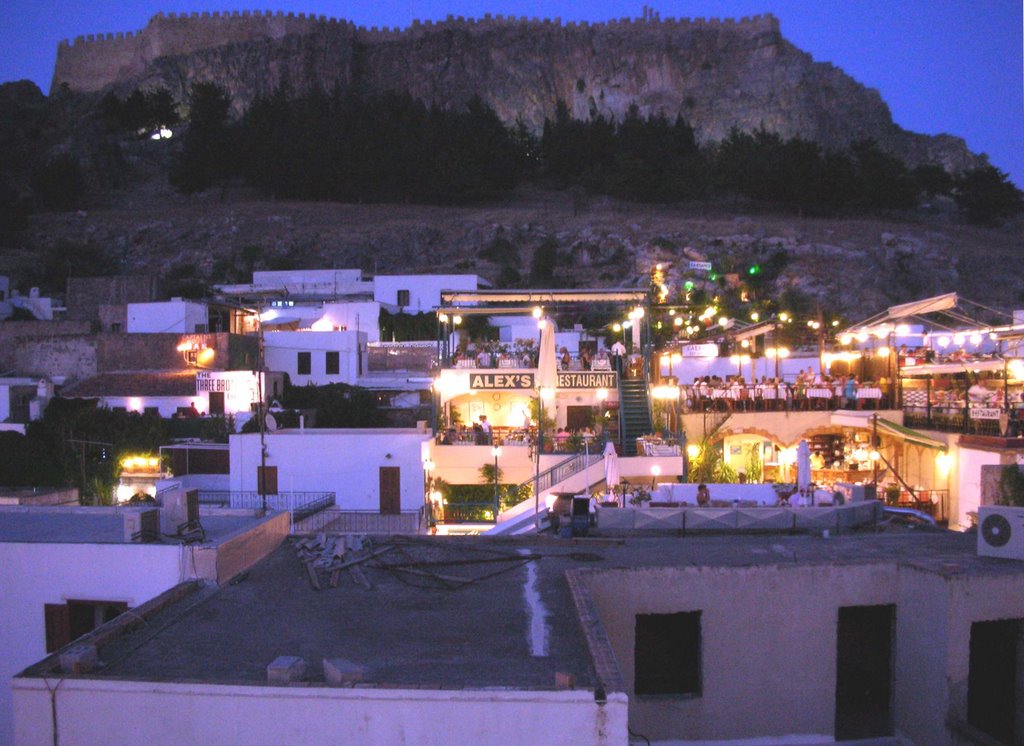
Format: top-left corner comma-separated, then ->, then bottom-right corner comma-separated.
536,318 -> 558,419
604,441 -> 621,505
796,439 -> 812,504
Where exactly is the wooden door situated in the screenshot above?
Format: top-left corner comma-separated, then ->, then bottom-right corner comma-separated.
257,465 -> 278,495
379,466 -> 401,515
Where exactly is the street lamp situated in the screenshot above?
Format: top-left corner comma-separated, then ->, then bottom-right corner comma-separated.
491,445 -> 502,522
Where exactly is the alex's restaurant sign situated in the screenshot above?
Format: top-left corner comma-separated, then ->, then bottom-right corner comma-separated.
469,371 -> 617,390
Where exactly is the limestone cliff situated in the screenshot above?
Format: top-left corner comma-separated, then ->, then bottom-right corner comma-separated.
52,11 -> 983,173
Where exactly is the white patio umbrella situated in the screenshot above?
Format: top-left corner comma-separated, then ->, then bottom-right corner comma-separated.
535,317 -> 558,419
796,439 -> 812,503
603,441 -> 621,505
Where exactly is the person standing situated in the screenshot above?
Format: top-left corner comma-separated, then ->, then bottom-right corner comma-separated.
479,415 -> 492,444
611,339 -> 626,374
844,375 -> 858,409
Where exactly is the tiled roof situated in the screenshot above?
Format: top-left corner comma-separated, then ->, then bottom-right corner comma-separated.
61,370 -> 196,397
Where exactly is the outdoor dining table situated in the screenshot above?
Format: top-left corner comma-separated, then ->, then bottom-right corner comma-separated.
806,387 -> 833,399
856,387 -> 882,399
455,359 -> 476,368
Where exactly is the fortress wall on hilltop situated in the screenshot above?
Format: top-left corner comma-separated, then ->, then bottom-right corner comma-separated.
51,10 -> 780,93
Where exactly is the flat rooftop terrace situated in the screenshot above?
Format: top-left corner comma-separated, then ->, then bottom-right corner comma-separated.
20,528 -> 1023,692
0,505 -> 267,545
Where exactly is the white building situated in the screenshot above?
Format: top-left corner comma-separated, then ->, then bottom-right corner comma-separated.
373,273 -> 482,313
60,370 -> 284,423
263,330 -> 367,386
0,379 -> 53,434
13,530 -> 1024,745
230,428 -> 432,515
126,299 -> 209,333
0,504 -> 288,743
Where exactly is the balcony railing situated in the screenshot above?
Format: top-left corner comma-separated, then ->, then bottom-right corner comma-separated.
197,490 -> 335,521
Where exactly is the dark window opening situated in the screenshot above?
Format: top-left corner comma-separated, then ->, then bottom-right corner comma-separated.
968,618 -> 1022,744
835,604 -> 894,740
397,289 -> 410,306
208,391 -> 225,415
326,351 -> 340,375
45,600 -> 128,653
634,611 -> 701,696
297,351 -> 311,375
110,322 -> 122,333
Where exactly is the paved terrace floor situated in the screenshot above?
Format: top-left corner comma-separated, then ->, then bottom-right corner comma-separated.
25,528 -> 1020,691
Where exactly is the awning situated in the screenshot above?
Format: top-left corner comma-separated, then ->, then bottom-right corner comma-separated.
440,289 -> 649,306
901,359 -> 1009,376
884,293 -> 958,321
876,418 -> 947,450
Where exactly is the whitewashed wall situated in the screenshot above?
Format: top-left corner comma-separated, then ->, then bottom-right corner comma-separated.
127,301 -> 208,333
0,541 -> 182,743
14,680 -> 627,746
374,274 -> 479,313
230,430 -> 431,512
264,330 -> 366,385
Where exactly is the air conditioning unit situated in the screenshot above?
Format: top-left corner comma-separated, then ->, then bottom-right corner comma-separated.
124,508 -> 160,543
977,506 -> 1024,560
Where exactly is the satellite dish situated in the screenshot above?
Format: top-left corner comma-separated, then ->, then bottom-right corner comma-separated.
265,413 -> 278,432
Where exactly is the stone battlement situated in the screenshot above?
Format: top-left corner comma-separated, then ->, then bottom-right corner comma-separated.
53,10 -> 780,92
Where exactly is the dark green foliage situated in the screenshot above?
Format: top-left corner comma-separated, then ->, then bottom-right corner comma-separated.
31,154 -> 85,211
379,309 -> 436,342
162,261 -> 208,299
101,87 -> 180,135
911,164 -> 954,196
238,89 -> 521,204
954,166 -> 1024,225
0,431 -> 65,486
478,229 -> 520,265
36,239 -> 119,290
530,235 -> 560,286
169,82 -> 235,194
1,399 -> 169,503
848,140 -> 917,209
998,465 -> 1024,507
281,383 -> 386,428
538,106 -> 972,214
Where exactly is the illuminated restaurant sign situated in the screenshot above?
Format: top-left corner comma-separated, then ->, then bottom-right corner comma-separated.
469,373 -> 536,390
195,371 -> 262,404
557,371 -> 617,389
680,343 -> 719,358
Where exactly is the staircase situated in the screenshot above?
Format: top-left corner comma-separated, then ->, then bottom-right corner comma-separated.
619,378 -> 653,456
486,452 -> 605,535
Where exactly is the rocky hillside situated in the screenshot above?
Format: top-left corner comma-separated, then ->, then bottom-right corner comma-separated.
52,11 -> 983,173
5,181 -> 1022,318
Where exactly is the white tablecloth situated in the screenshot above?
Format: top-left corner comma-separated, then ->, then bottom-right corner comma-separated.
857,387 -> 882,399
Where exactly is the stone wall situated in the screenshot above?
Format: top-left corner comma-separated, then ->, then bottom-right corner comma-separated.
52,11 -> 778,94
65,276 -> 159,323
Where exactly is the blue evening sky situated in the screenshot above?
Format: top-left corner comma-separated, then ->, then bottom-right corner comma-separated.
1,0 -> 1021,186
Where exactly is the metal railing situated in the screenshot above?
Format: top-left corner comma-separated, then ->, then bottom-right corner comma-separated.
522,452 -> 604,497
292,508 -> 423,535
434,502 -> 497,524
904,407 -> 1010,436
197,491 -> 335,521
